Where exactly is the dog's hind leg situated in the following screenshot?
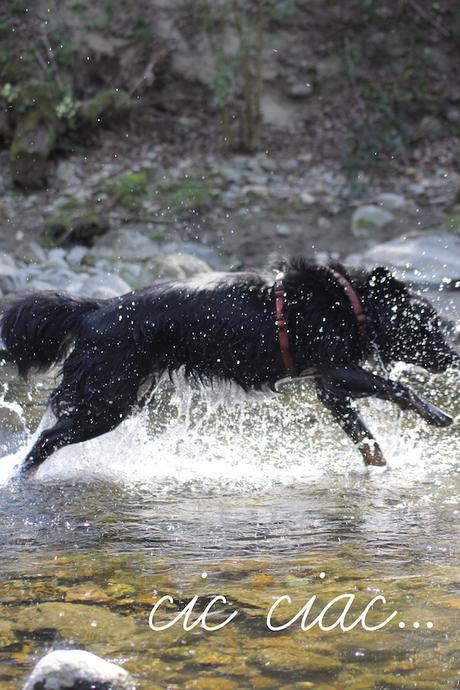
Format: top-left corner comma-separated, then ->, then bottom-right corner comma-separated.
316,384 -> 386,466
19,401 -> 132,478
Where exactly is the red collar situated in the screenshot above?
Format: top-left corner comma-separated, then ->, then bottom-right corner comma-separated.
274,267 -> 368,374
274,272 -> 296,374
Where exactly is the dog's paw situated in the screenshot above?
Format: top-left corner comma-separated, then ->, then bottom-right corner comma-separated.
359,439 -> 387,467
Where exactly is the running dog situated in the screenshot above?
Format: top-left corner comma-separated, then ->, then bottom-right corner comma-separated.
0,258 -> 458,477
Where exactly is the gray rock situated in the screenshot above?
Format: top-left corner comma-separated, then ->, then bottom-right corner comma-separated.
55,160 -> 81,186
94,229 -> 160,261
275,224 -> 291,237
47,248 -> 68,267
351,204 -> 394,236
162,241 -> 222,269
27,242 -> 48,263
243,184 -> 269,199
66,246 -> 88,267
217,163 -> 243,184
141,253 -> 211,283
419,115 -> 443,139
0,252 -> 18,270
347,232 -> 460,284
0,261 -> 19,279
80,272 -> 132,298
23,649 -> 135,690
278,159 -> 299,172
26,268 -> 78,291
376,192 -> 406,210
299,190 -> 315,205
288,83 -> 313,98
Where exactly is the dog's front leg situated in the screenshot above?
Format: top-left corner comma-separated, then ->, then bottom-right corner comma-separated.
316,383 -> 386,466
320,366 -> 453,428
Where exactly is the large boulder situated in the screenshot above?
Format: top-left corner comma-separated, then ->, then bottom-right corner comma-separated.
23,649 -> 135,690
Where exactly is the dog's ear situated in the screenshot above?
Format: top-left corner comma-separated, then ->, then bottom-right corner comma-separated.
368,267 -> 407,296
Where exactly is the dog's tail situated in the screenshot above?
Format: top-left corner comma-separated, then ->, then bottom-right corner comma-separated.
0,291 -> 102,377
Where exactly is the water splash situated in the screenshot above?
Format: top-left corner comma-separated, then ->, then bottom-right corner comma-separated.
0,370 -> 457,492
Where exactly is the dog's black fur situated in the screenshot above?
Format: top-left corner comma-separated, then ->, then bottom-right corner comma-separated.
0,258 -> 458,476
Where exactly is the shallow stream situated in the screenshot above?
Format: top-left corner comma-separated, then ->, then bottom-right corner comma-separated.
0,366 -> 458,690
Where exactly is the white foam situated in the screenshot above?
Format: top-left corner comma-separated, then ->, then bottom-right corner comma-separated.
0,372 -> 457,492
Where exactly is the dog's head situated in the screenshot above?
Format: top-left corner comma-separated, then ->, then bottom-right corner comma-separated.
367,267 -> 459,373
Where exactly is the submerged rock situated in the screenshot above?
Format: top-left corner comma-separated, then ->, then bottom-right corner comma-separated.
23,649 -> 135,690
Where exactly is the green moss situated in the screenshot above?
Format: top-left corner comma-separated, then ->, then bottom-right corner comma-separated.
439,212 -> 460,236
105,171 -> 148,210
81,252 -> 97,267
58,197 -> 82,212
157,179 -> 216,215
79,89 -> 131,127
148,230 -> 166,242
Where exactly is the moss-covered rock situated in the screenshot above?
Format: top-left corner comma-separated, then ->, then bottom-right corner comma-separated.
79,88 -> 131,127
9,81 -> 65,189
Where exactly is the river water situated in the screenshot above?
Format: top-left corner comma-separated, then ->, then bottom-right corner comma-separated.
0,365 -> 458,689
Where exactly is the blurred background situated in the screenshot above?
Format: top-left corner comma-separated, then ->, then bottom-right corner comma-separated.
0,0 -> 459,302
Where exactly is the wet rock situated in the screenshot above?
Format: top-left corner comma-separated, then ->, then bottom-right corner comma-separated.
9,601 -> 137,646
183,679 -> 238,690
351,204 -> 394,236
65,583 -> 111,604
251,647 -> 341,675
23,649 -> 135,690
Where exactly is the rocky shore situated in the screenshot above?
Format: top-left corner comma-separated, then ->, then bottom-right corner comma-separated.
1,146 -> 459,330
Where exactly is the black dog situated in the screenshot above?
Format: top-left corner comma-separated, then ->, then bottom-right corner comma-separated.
0,258 -> 458,477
